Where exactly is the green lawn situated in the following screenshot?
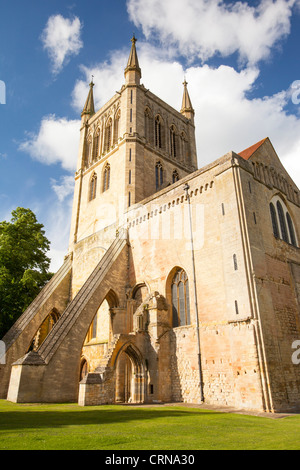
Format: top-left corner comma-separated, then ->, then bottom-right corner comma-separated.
0,400 -> 299,450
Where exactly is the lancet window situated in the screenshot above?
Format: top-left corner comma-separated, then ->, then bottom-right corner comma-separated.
89,172 -> 97,201
269,196 -> 298,247
103,163 -> 110,192
171,269 -> 191,328
155,161 -> 163,190
104,118 -> 112,153
155,115 -> 164,149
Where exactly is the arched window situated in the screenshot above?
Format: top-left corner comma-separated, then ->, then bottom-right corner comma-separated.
85,136 -> 92,167
93,131 -> 100,161
89,172 -> 97,201
269,202 -> 279,238
269,196 -> 298,247
80,359 -> 88,381
172,170 -> 179,184
104,118 -> 112,153
114,109 -> 121,145
277,201 -> 289,243
155,115 -> 164,149
170,125 -> 177,158
145,108 -> 153,145
171,269 -> 190,327
155,161 -> 163,190
180,132 -> 188,162
103,163 -> 110,192
286,212 -> 297,247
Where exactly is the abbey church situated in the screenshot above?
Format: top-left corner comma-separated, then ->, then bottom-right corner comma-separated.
1,37 -> 300,413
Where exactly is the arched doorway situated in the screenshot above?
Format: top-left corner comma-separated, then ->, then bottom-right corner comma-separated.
115,344 -> 146,404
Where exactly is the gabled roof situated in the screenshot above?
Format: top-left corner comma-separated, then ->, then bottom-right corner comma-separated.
238,137 -> 268,160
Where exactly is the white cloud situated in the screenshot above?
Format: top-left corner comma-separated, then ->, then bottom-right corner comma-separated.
19,115 -> 80,171
127,0 -> 297,65
71,42 -> 300,188
72,51 -> 127,112
51,175 -> 75,202
41,14 -> 83,75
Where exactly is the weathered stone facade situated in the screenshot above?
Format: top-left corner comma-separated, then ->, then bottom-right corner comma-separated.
1,38 -> 300,412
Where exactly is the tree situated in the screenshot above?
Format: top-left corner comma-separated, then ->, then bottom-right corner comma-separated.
0,207 -> 53,338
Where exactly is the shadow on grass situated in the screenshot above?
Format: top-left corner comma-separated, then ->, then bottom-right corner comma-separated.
0,403 -> 220,432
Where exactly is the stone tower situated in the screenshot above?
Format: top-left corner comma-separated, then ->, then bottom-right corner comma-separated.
69,36 -> 197,258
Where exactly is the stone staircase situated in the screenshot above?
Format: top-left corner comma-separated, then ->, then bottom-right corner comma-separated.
94,334 -> 122,377
35,230 -> 128,364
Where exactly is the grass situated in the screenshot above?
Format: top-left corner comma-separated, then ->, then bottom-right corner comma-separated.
0,400 -> 300,450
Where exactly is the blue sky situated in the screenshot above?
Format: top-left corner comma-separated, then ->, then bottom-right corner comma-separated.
1,0 -> 300,271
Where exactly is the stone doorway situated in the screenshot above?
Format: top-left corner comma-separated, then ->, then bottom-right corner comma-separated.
115,344 -> 146,404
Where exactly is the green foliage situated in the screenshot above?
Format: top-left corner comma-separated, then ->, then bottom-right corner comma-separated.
0,207 -> 53,338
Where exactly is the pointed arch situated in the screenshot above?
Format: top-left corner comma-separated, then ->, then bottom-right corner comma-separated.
172,169 -> 179,184
144,106 -> 154,145
154,115 -> 164,150
166,267 -> 191,328
169,124 -> 178,158
114,108 -> 121,145
93,129 -> 100,161
155,161 -> 163,190
88,172 -> 97,201
104,117 -> 112,153
269,195 -> 298,247
102,163 -> 110,192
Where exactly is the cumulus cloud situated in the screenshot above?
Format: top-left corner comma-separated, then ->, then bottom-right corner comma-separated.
50,175 -> 75,202
19,115 -> 80,171
41,14 -> 83,75
127,0 -> 297,65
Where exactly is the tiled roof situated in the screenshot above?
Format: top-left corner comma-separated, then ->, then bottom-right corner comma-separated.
238,137 -> 268,160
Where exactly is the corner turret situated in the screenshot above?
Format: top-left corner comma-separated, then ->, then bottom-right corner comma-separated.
124,35 -> 141,86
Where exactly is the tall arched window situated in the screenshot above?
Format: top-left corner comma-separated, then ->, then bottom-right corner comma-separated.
145,107 -> 153,144
269,202 -> 279,238
89,172 -> 97,201
180,132 -> 188,162
172,170 -> 179,184
269,196 -> 298,247
114,109 -> 121,145
286,212 -> 297,247
103,163 -> 110,192
155,115 -> 164,149
170,125 -> 177,158
93,130 -> 100,161
171,269 -> 190,327
104,118 -> 112,153
155,161 -> 163,190
277,200 -> 289,243
85,136 -> 92,167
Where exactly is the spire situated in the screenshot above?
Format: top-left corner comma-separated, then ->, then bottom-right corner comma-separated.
124,35 -> 141,85
81,79 -> 95,121
181,79 -> 194,120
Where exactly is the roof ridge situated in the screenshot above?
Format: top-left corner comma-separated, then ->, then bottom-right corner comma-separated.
238,137 -> 268,160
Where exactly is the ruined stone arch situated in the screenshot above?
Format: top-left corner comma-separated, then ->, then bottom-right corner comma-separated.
79,357 -> 89,381
84,288 -> 119,344
28,308 -> 61,352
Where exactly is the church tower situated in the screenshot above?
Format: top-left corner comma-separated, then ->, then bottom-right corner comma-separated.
68,37 -> 198,261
